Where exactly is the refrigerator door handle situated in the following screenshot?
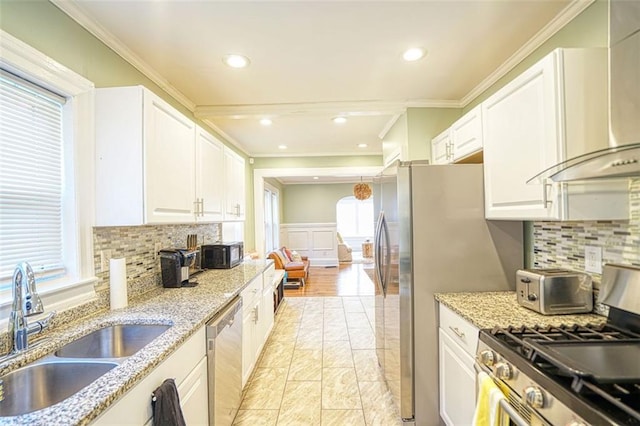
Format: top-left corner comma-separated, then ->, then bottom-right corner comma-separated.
374,210 -> 385,294
381,214 -> 391,296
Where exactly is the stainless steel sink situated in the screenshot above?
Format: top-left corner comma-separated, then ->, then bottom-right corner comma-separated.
55,324 -> 171,359
0,360 -> 117,416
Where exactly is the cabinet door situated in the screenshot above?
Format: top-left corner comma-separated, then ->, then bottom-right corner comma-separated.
144,91 -> 197,223
178,357 -> 209,426
451,105 -> 483,161
195,126 -> 224,222
439,329 -> 476,426
482,52 -> 561,220
224,148 -> 246,221
241,301 -> 258,387
431,129 -> 452,165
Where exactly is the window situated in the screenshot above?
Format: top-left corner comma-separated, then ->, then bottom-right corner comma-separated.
336,196 -> 374,238
0,70 -> 66,285
264,183 -> 280,252
0,30 -> 96,318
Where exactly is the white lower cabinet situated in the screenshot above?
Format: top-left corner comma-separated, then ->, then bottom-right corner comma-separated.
241,266 -> 277,387
438,305 -> 479,426
241,274 -> 264,387
92,327 -> 207,425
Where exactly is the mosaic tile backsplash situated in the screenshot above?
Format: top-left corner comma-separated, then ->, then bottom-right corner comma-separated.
93,223 -> 222,295
533,178 -> 640,286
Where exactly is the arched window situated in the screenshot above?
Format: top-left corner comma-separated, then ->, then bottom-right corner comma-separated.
336,196 -> 374,239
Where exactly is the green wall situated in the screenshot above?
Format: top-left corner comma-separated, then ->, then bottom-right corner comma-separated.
406,108 -> 462,161
0,0 -> 255,249
282,183 -> 354,223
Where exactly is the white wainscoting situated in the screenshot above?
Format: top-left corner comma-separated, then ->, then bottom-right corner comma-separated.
280,223 -> 338,267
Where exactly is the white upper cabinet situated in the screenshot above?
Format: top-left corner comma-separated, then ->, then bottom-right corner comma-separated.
96,86 -> 197,225
482,48 -> 629,221
430,106 -> 482,165
195,126 -> 225,222
450,105 -> 482,162
224,147 -> 246,221
431,129 -> 452,165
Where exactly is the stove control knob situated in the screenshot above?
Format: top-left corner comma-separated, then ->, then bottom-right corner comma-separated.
495,362 -> 513,380
523,386 -> 545,409
479,350 -> 495,367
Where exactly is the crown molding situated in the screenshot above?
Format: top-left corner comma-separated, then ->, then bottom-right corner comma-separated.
194,99 -> 459,119
50,0 -> 195,111
200,118 -> 250,156
251,151 -> 383,158
460,0 -> 595,106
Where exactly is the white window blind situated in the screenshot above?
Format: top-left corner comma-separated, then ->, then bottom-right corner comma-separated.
0,70 -> 66,285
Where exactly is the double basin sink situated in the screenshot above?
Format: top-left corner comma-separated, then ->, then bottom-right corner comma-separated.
0,324 -> 171,417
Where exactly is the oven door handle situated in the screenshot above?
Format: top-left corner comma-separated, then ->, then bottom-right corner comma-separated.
474,363 -> 529,426
498,399 -> 528,426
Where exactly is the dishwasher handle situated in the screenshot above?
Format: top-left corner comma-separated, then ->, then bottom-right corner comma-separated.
207,297 -> 242,339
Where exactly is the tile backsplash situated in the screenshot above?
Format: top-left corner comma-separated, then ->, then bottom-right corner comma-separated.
93,223 -> 222,295
533,178 -> 640,286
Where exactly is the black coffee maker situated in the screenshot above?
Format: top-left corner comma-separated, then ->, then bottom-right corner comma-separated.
159,249 -> 198,288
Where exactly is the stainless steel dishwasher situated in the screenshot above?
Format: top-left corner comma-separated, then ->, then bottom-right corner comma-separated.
206,297 -> 243,426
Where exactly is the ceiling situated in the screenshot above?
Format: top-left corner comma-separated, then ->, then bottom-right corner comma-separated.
54,0 -> 583,173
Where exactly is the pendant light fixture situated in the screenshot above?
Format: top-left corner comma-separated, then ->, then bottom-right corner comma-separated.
353,177 -> 372,200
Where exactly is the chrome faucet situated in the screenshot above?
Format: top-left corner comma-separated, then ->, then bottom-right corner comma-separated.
7,262 -> 56,356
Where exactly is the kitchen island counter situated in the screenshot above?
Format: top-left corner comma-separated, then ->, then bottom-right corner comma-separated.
435,291 -> 605,329
0,259 -> 272,426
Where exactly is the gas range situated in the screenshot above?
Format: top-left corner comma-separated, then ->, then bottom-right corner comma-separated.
475,264 -> 640,426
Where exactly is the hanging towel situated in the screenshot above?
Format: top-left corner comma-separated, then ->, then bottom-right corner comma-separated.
151,378 -> 187,426
472,371 -> 506,426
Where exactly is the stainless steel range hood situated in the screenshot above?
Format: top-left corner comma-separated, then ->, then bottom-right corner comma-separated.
529,0 -> 640,183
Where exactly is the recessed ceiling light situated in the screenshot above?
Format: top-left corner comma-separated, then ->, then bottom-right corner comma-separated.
313,176 -> 319,180
223,54 -> 250,68
278,145 -> 287,150
333,116 -> 347,124
403,47 -> 426,62
260,118 -> 272,126
358,143 -> 368,148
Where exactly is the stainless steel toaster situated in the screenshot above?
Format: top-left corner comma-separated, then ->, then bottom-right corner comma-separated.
516,269 -> 593,315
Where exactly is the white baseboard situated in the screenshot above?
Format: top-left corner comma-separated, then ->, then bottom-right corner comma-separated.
309,257 -> 339,267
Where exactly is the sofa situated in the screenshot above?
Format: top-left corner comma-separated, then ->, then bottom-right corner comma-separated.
267,247 -> 310,286
337,232 -> 352,263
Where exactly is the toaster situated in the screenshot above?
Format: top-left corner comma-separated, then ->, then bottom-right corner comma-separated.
516,269 -> 593,315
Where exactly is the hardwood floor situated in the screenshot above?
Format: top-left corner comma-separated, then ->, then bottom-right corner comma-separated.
284,262 -> 377,297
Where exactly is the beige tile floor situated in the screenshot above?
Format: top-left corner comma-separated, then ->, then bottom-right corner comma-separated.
233,296 -> 402,426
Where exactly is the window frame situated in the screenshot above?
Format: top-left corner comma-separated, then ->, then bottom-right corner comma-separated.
0,30 -> 97,321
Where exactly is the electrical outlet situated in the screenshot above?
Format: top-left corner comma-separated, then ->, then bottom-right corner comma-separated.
100,249 -> 112,272
585,246 -> 602,274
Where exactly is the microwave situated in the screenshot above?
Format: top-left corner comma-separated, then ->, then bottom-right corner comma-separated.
201,242 -> 243,269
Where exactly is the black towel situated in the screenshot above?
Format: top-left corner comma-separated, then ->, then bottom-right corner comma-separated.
152,378 -> 187,426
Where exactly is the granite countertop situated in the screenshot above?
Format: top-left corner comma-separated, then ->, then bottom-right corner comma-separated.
435,291 -> 606,329
0,259 -> 272,426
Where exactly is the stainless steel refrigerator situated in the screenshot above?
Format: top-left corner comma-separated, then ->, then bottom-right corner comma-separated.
373,161 -> 523,426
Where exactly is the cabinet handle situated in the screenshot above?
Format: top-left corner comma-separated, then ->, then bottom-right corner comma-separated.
449,326 -> 465,340
253,306 -> 259,323
193,200 -> 199,216
199,198 -> 204,216
447,142 -> 453,160
236,203 -> 241,217
542,182 -> 553,207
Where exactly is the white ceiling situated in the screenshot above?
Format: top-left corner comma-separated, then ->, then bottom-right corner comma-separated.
54,0 -> 584,165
